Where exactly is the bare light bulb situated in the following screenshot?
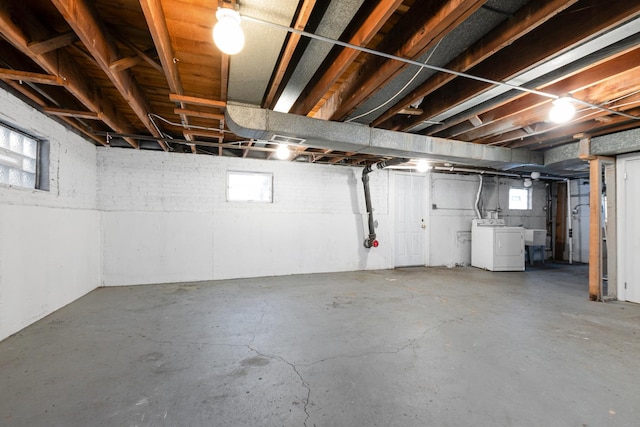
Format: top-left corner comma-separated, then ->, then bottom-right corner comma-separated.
275,144 -> 290,160
213,8 -> 245,55
548,97 -> 575,123
416,159 -> 429,173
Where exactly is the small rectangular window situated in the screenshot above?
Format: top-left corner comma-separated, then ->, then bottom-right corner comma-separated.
509,187 -> 531,210
227,171 -> 273,202
0,123 -> 45,190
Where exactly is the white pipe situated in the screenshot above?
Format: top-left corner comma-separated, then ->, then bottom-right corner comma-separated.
567,179 -> 573,264
475,174 -> 483,219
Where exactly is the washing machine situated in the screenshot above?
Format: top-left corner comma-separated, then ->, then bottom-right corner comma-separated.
471,219 -> 524,271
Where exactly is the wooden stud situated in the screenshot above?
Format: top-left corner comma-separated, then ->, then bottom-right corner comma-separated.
169,94 -> 226,109
0,68 -> 65,86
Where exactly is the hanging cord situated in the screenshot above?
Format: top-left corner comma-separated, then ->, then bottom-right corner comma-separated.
345,36 -> 444,123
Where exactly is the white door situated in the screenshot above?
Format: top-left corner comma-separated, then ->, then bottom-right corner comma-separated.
395,173 -> 427,267
621,158 -> 640,303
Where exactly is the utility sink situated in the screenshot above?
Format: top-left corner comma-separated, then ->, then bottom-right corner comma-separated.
524,229 -> 546,246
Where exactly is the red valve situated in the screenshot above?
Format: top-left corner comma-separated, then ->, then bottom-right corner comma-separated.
373,240 -> 379,248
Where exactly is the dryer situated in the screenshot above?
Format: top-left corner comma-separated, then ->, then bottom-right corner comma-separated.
471,219 -> 524,271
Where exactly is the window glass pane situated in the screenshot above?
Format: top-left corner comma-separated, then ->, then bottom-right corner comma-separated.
509,188 -> 531,210
0,127 -> 8,149
0,164 -> 7,183
227,171 -> 273,202
9,131 -> 22,153
0,123 -> 44,190
9,168 -> 21,186
23,172 -> 36,188
23,137 -> 37,159
23,157 -> 36,173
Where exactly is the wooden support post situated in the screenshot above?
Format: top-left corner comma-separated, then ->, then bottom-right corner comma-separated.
589,158 -> 602,300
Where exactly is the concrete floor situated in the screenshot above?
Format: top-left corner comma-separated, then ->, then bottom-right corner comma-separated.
1,264 -> 639,426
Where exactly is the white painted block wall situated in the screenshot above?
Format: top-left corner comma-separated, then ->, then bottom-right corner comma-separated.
98,149 -> 392,285
0,89 -> 100,341
428,173 -> 547,267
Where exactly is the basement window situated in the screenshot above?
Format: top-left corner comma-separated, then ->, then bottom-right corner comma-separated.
0,123 -> 48,191
509,187 -> 531,210
226,171 -> 273,202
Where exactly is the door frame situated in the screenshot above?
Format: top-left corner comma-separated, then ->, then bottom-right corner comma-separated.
617,153 -> 640,302
392,171 -> 430,267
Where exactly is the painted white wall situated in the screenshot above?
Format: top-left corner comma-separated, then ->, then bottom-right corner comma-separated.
0,89 -> 100,341
616,153 -> 640,302
427,173 -> 547,267
98,148 -> 392,285
568,179 -> 590,263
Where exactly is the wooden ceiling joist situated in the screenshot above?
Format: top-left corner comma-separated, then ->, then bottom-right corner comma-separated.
51,0 -> 168,150
182,129 -> 225,138
288,0 -> 402,115
0,3 -> 138,148
447,46 -> 640,142
387,0 -> 640,132
111,33 -> 164,74
263,0 -> 317,109
174,108 -> 224,121
139,0 -> 195,147
169,94 -> 226,109
314,0 -> 486,121
109,56 -> 142,72
42,107 -> 102,120
27,31 -> 78,55
4,79 -> 107,146
0,68 -> 66,86
371,0 -> 580,128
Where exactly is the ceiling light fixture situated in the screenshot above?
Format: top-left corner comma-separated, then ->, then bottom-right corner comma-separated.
416,159 -> 430,173
213,7 -> 245,55
275,143 -> 290,160
548,97 -> 576,123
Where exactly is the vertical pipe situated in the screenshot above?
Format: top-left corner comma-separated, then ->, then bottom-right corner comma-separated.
567,179 -> 573,264
362,171 -> 376,248
362,158 -> 409,248
474,174 -> 483,219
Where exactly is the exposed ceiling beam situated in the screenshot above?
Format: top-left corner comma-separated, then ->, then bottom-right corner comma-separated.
111,32 -> 164,74
263,0 -> 317,109
371,0 -> 579,128
0,68 -> 66,86
288,0 -> 403,116
51,0 -> 167,150
174,109 -> 224,121
505,95 -> 640,149
138,0 -> 196,148
242,139 -> 254,158
3,79 -> 107,146
438,47 -> 640,144
27,30 -> 78,55
182,129 -> 224,138
42,107 -> 102,120
314,0 -> 486,121
0,1 -> 138,148
388,0 -> 640,131
109,56 -> 142,72
435,45 -> 640,140
169,94 -> 226,109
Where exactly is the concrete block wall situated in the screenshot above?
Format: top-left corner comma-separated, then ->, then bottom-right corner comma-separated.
428,173 -> 547,267
98,148 -> 391,285
0,89 -> 100,341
